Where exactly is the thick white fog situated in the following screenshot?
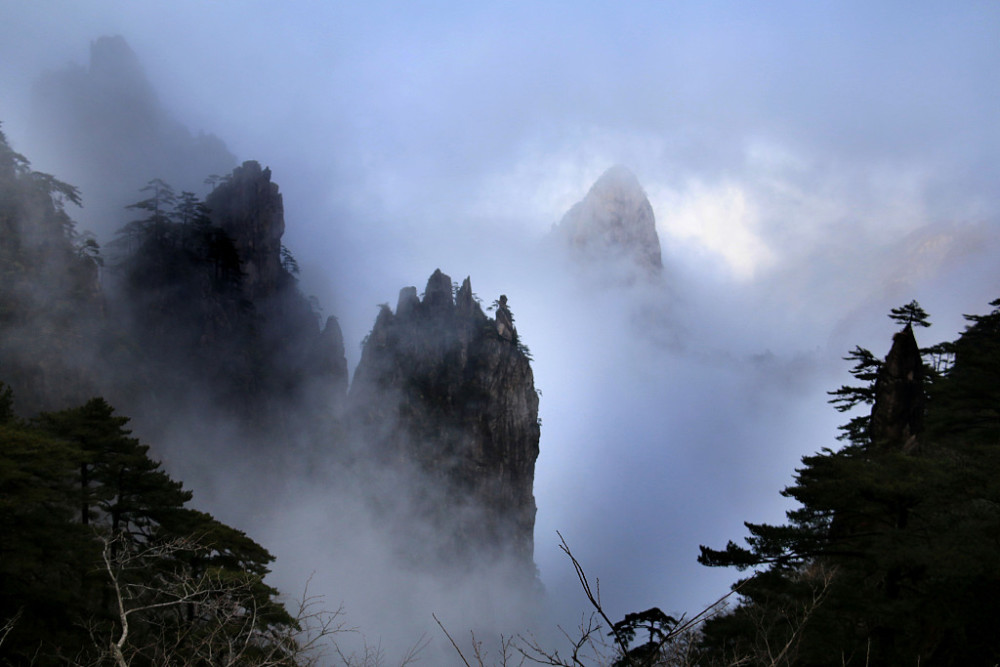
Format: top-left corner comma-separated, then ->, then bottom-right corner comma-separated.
2,1 -> 999,661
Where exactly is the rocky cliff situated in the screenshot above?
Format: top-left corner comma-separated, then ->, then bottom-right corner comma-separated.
555,165 -> 663,279
348,269 -> 540,573
206,161 -> 286,301
113,161 -> 347,434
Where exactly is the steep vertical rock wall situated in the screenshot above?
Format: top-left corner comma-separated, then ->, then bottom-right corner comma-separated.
206,161 -> 286,301
205,161 -> 347,422
114,161 -> 347,433
349,269 -> 540,572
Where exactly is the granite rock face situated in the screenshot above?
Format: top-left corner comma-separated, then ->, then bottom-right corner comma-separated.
202,162 -> 347,423
349,270 -> 540,573
207,161 -> 286,301
555,165 -> 663,278
115,161 -> 347,433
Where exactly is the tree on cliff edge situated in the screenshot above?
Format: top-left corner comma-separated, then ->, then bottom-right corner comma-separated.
0,123 -> 102,413
696,301 -> 1000,665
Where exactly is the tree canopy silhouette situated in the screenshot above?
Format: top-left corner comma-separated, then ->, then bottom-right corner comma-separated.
696,300 -> 1000,665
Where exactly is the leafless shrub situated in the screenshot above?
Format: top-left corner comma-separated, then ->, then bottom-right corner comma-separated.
94,534 -> 351,666
436,533 -> 835,667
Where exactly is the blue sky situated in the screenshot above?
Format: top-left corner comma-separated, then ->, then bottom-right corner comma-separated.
2,0 -> 999,654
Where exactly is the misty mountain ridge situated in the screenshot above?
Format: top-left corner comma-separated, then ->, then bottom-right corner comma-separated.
4,36 -> 656,590
0,122 -> 104,413
1,36 -> 674,652
29,35 -> 668,298
27,35 -> 235,236
1,110 -> 542,599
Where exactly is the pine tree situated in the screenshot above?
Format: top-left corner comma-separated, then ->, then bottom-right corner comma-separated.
1,391 -> 301,664
0,124 -> 102,413
0,383 -> 95,659
888,299 -> 931,328
173,190 -> 212,228
37,398 -> 192,538
126,178 -> 176,236
697,300 -> 1000,665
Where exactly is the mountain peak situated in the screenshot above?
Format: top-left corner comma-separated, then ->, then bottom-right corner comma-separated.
206,161 -> 285,300
89,35 -> 144,84
591,164 -> 644,193
555,165 -> 663,278
349,270 -> 540,576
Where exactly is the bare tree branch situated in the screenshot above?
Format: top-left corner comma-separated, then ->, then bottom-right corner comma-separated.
556,531 -> 633,662
434,613 -> 474,667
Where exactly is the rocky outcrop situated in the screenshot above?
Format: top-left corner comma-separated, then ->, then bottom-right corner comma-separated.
201,163 -> 347,424
349,270 -> 540,573
112,161 -> 347,435
316,316 -> 349,400
869,324 -> 925,452
555,165 -> 663,279
206,161 -> 286,301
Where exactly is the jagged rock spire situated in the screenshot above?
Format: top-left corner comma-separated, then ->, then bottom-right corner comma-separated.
206,161 -> 285,300
315,316 -> 349,407
455,276 -> 476,315
869,324 -> 925,452
348,270 -> 539,577
495,294 -> 515,341
422,268 -> 454,314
